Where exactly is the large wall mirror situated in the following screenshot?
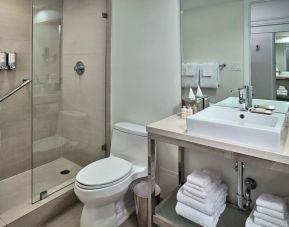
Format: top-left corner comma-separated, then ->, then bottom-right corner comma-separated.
181,0 -> 289,114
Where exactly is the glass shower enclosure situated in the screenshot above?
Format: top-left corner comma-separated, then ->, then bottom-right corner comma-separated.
32,0 -> 107,202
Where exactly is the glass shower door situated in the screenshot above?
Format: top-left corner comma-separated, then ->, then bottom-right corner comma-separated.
32,0 -> 107,202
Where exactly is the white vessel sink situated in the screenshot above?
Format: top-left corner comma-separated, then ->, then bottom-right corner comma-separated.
216,97 -> 289,114
186,106 -> 287,151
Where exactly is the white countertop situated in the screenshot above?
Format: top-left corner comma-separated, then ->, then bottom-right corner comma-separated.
147,114 -> 289,165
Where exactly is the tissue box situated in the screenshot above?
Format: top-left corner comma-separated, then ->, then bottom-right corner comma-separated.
182,96 -> 210,112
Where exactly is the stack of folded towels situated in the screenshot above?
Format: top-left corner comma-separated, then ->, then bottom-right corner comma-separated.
246,193 -> 289,227
277,86 -> 288,96
175,169 -> 228,227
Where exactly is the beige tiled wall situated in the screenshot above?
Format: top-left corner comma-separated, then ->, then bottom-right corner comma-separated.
61,0 -> 107,166
0,0 -> 32,180
32,21 -> 62,142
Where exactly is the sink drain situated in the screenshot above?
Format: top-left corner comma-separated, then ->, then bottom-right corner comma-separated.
60,169 -> 70,175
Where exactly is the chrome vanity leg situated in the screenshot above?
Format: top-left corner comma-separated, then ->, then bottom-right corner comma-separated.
148,135 -> 156,227
178,146 -> 185,185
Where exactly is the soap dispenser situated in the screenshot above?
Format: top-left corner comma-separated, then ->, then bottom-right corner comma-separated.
0,52 -> 8,70
7,52 -> 16,70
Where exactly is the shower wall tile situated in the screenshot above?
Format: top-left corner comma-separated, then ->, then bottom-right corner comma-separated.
0,218 -> 5,227
0,0 -> 32,180
62,0 -> 107,166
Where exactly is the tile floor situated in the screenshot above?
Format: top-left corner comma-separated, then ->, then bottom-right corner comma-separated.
45,202 -> 138,227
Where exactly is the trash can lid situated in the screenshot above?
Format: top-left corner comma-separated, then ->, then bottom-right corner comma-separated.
133,181 -> 161,198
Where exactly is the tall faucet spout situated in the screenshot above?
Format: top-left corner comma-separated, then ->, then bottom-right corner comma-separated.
245,85 -> 253,109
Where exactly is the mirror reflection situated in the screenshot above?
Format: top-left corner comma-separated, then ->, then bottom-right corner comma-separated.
181,0 -> 289,114
181,0 -> 244,104
275,33 -> 289,102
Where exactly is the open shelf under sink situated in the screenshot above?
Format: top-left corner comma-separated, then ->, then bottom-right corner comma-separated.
153,188 -> 249,227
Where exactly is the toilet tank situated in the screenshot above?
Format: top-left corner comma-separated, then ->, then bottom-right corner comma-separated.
110,122 -> 148,167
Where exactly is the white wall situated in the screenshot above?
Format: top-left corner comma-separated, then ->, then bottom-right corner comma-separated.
182,0 -> 244,103
111,0 -> 181,196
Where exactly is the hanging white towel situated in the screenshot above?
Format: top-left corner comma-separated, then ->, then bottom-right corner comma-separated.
182,63 -> 200,88
177,185 -> 227,216
256,206 -> 288,220
256,194 -> 288,214
175,202 -> 226,227
253,210 -> 289,227
187,63 -> 199,76
200,63 -> 220,88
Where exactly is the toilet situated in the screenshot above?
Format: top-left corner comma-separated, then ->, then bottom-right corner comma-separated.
74,122 -> 148,227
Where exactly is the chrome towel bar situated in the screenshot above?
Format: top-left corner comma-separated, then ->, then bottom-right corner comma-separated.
0,78 -> 32,103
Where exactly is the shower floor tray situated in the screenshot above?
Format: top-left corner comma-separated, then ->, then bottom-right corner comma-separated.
0,157 -> 81,222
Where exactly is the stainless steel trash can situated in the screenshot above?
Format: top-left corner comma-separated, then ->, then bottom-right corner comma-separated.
133,181 -> 161,227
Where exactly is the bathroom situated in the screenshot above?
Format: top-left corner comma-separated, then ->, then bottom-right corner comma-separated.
0,0 -> 289,226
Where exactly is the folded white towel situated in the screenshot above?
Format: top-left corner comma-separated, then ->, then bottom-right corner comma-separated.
256,194 -> 288,214
177,185 -> 227,216
254,210 -> 289,227
175,202 -> 226,227
200,63 -> 220,88
256,206 -> 288,220
183,179 -> 221,200
246,209 -> 262,227
254,217 -> 280,227
187,169 -> 221,189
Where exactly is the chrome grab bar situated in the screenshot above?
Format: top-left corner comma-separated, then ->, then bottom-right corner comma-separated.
0,78 -> 32,103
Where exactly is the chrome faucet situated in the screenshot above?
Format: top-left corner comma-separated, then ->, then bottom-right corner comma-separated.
231,85 -> 253,111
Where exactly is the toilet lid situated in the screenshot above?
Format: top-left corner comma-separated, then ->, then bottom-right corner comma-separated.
76,156 -> 132,187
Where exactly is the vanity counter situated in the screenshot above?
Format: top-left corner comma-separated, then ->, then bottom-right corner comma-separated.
147,114 -> 289,165
147,114 -> 289,227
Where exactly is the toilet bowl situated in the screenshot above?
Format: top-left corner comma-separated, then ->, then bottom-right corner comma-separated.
74,122 -> 148,227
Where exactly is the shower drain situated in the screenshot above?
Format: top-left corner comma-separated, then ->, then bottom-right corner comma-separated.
60,169 -> 70,175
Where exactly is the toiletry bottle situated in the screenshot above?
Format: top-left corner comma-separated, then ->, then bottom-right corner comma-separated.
192,104 -> 197,114
181,106 -> 187,119
187,105 -> 193,117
